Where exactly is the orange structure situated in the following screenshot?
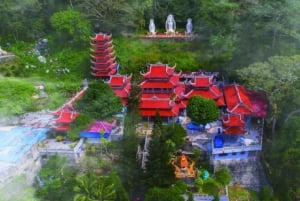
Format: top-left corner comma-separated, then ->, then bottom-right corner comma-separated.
90,33 -> 118,78
170,153 -> 195,179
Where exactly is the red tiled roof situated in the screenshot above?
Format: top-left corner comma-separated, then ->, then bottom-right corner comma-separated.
223,84 -> 253,115
91,52 -> 115,61
141,64 -> 177,78
107,75 -> 126,86
141,93 -> 171,99
190,75 -> 213,87
91,58 -> 115,66
184,86 -> 221,100
112,81 -> 131,97
216,96 -> 226,106
92,63 -> 117,71
113,89 -> 129,98
223,127 -> 246,135
91,33 -> 112,41
140,103 -> 180,117
174,84 -> 185,98
91,68 -> 117,77
222,113 -> 245,128
140,81 -> 175,89
140,98 -> 173,109
90,40 -> 113,47
55,111 -> 79,123
169,74 -> 180,85
91,46 -> 114,54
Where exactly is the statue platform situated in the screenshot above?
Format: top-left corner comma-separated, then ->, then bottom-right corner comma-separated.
139,33 -> 196,40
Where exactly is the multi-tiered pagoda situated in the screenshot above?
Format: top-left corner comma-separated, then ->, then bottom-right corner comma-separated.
139,63 -> 184,119
90,33 -> 118,78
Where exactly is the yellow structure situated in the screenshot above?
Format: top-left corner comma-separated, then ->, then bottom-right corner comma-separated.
170,153 -> 196,179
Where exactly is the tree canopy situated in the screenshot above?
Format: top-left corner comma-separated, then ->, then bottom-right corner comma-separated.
187,96 -> 219,125
74,80 -> 122,120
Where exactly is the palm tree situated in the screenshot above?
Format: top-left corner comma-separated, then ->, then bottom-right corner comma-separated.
74,171 -> 116,201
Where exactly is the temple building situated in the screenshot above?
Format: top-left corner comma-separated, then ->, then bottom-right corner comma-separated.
181,72 -> 225,109
90,33 -> 118,78
211,84 -> 264,161
221,84 -> 253,135
139,63 -> 184,119
53,105 -> 79,131
222,113 -> 246,135
223,84 -> 253,115
106,75 -> 132,105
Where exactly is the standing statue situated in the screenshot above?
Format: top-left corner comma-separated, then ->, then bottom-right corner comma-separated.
148,18 -> 156,35
186,18 -> 193,35
165,14 -> 176,35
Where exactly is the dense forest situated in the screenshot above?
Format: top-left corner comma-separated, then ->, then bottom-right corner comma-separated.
1,0 -> 300,200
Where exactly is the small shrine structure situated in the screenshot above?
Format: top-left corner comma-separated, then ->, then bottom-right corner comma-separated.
170,153 -> 196,179
106,74 -> 132,105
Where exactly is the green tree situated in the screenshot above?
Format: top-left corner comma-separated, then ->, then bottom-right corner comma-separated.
68,113 -> 94,141
117,112 -> 142,191
266,116 -> 300,201
214,168 -> 231,186
236,55 -> 300,139
74,80 -> 122,120
195,0 -> 239,62
259,186 -> 274,201
202,178 -> 221,201
36,154 -> 77,201
50,8 -> 91,44
0,0 -> 45,42
76,0 -> 149,33
230,0 -> 300,68
74,171 -> 116,201
187,96 -> 219,125
144,187 -> 185,201
144,113 -> 187,188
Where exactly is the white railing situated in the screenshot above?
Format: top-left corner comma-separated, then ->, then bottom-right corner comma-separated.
212,144 -> 262,154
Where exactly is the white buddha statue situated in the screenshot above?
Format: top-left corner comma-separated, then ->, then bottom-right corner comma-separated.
148,18 -> 156,35
165,14 -> 176,35
186,18 -> 193,35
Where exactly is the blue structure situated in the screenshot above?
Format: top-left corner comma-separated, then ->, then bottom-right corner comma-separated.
0,126 -> 48,163
214,136 -> 223,148
80,131 -> 110,139
186,122 -> 204,131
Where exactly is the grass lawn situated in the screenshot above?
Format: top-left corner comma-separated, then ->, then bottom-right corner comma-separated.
228,184 -> 259,201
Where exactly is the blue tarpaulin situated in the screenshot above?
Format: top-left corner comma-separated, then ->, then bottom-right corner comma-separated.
80,131 -> 110,139
186,122 -> 204,131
